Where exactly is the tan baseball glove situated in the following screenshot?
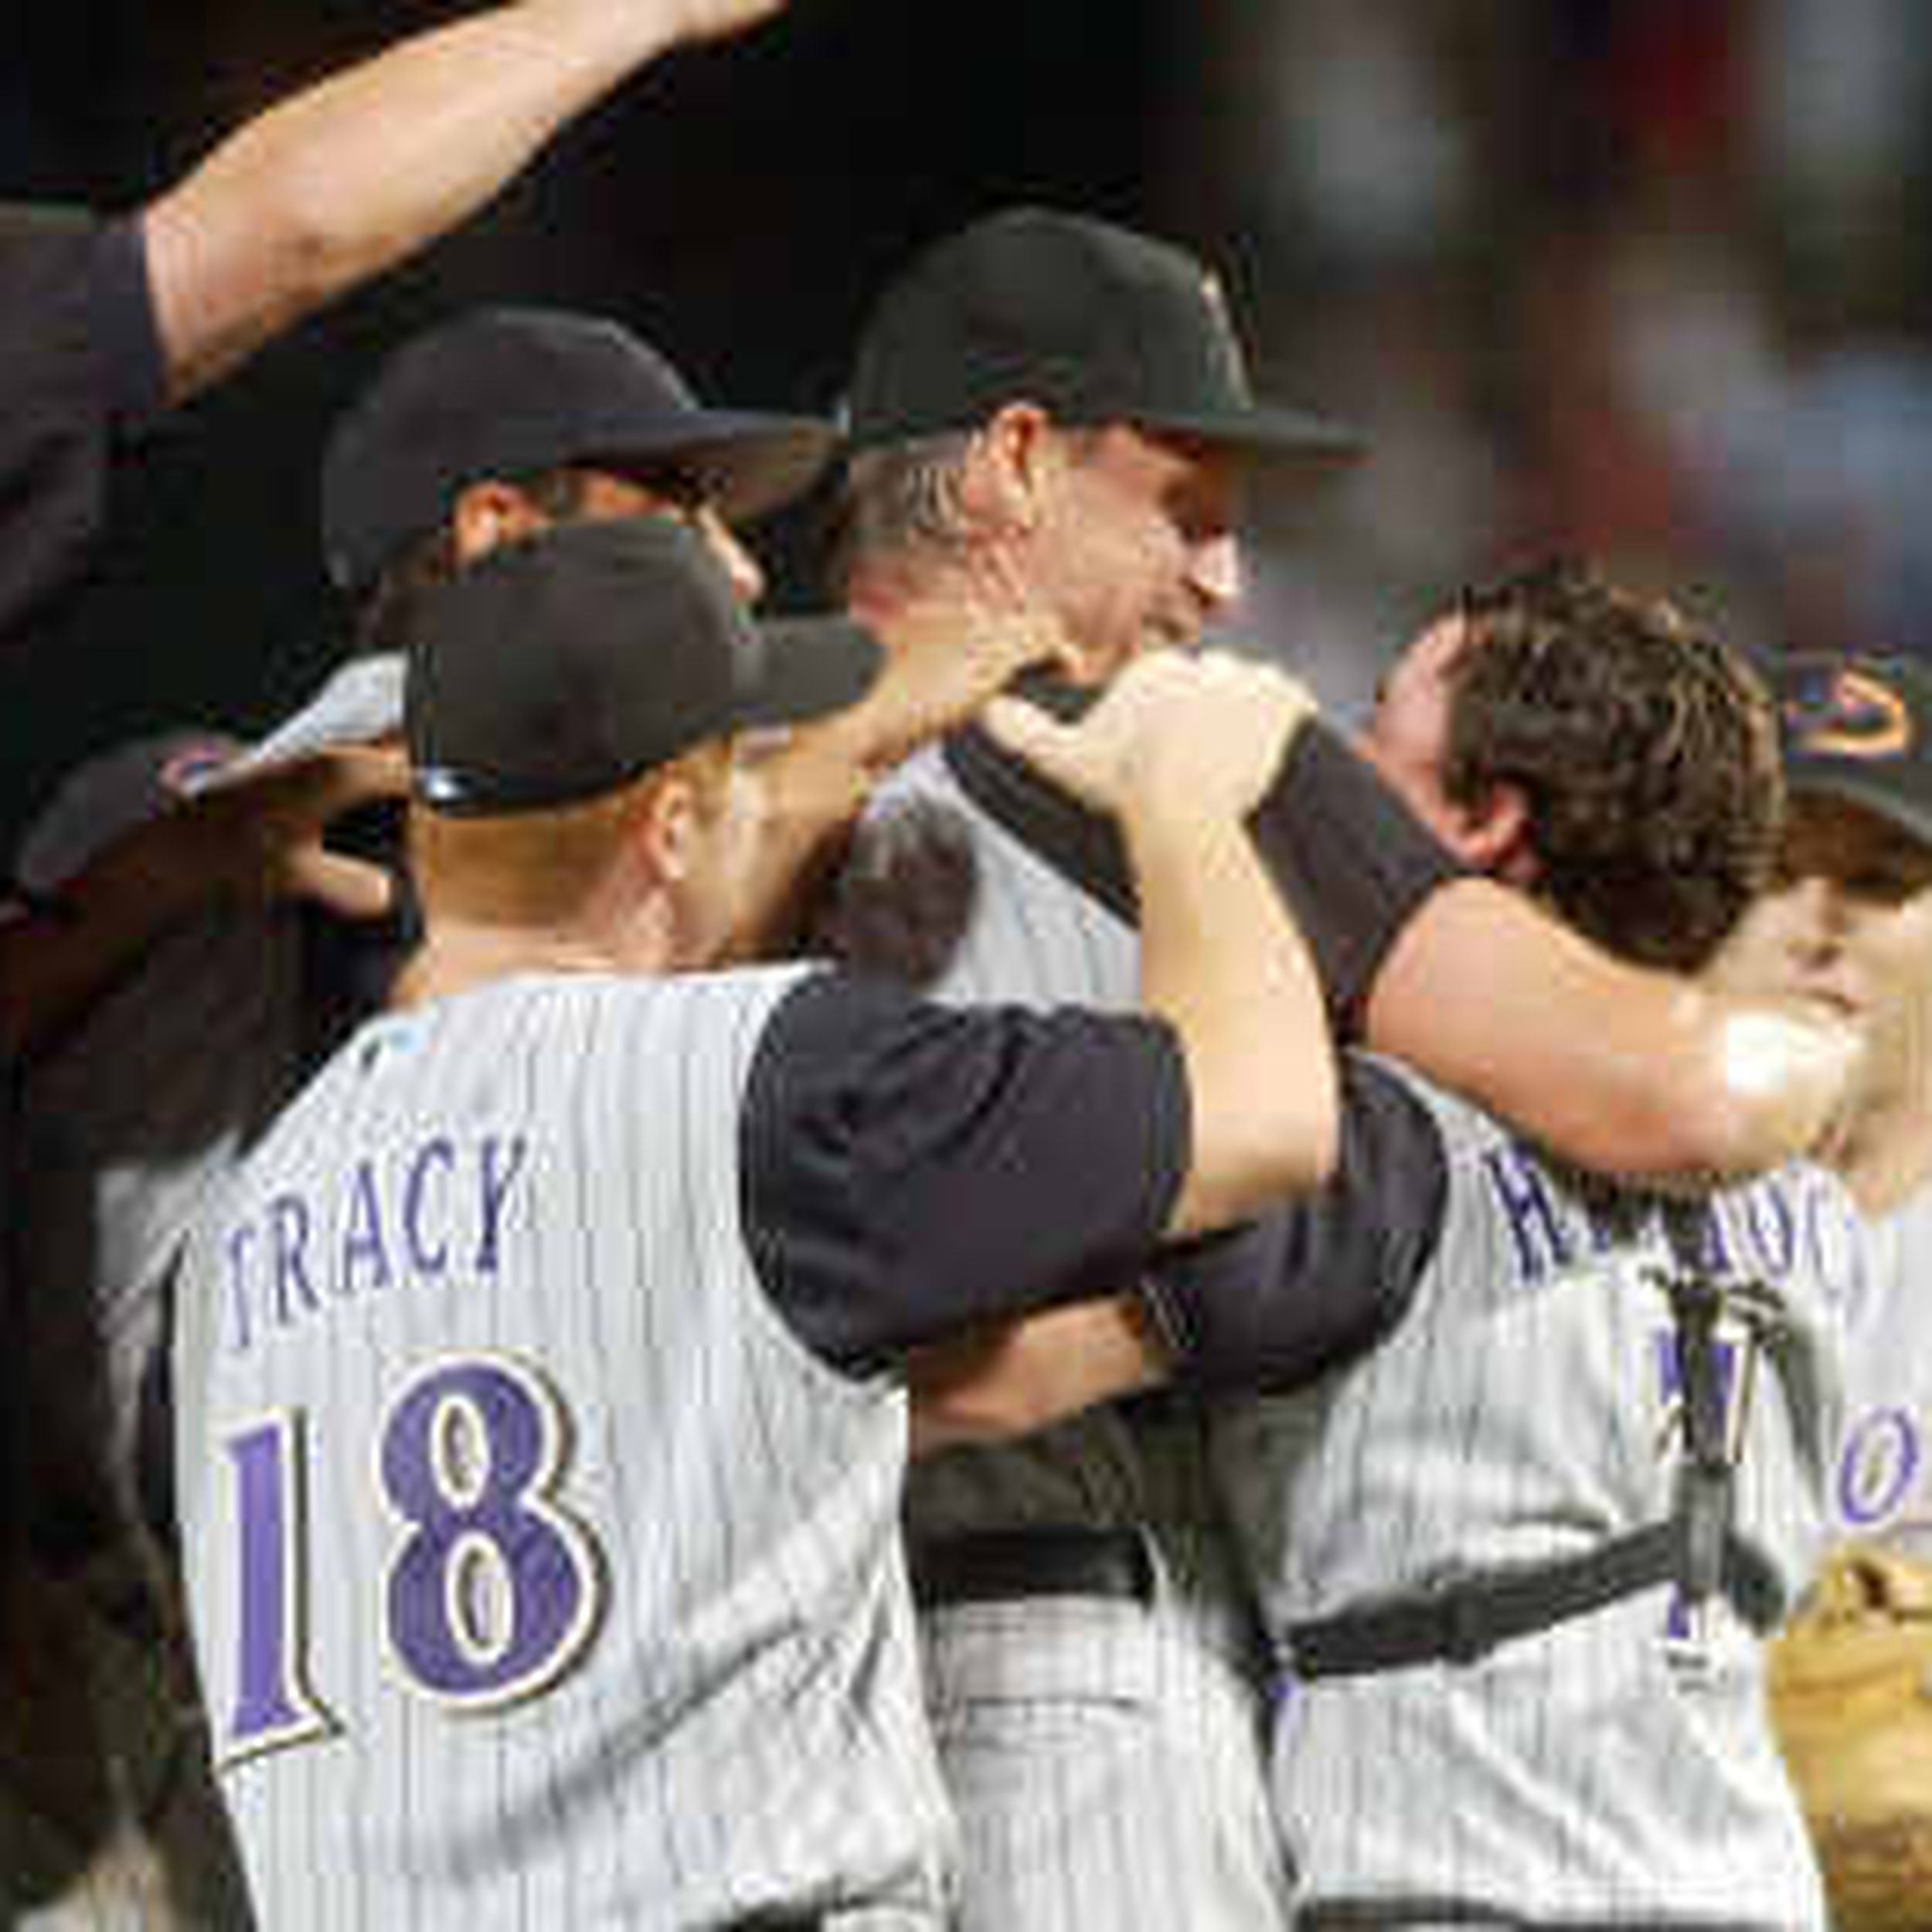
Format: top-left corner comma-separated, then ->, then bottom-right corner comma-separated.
1770,1543 -> 1932,1931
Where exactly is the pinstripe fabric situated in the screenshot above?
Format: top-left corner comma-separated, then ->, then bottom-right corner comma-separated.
174,968 -> 953,1930
877,749 -> 1292,1931
1832,1179 -> 1932,1559
1212,1064 -> 1864,1928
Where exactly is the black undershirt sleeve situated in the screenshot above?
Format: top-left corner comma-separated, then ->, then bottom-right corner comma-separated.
1141,1055 -> 1447,1396
944,702 -> 1468,1036
0,213 -> 166,654
95,219 -> 168,428
741,970 -> 1191,1375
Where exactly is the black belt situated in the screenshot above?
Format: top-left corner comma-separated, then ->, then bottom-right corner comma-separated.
910,1527 -> 1155,1610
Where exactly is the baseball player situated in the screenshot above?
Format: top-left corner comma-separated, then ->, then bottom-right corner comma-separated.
821,202 -> 1364,1932
1206,578 -> 1862,1928
0,736 -> 406,1928
2,301 -> 839,1927
1704,655 -> 1932,1556
913,563 -> 1866,1927
821,209 -> 1855,1931
1712,655 -> 1932,1928
171,515 -> 1341,1929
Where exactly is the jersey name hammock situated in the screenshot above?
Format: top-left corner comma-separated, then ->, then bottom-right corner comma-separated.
1213,1068 -> 1867,1927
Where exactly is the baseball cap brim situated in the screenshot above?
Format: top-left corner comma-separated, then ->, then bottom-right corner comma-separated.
1129,400 -> 1367,465
1785,759 -> 1932,852
668,416 -> 841,525
740,613 -> 883,735
196,655 -> 405,792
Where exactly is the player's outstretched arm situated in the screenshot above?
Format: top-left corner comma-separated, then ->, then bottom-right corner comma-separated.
1362,876 -> 1859,1187
1241,728 -> 1857,1186
143,0 -> 796,401
0,743 -> 406,1060
985,651 -> 1339,1236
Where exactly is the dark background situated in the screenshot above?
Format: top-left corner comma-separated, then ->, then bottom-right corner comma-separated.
8,1 -> 1932,857
0,0 -> 1198,844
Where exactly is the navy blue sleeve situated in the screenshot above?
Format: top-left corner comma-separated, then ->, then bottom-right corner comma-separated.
0,212 -> 165,654
742,971 -> 1192,1373
94,218 -> 168,427
1142,1055 -> 1446,1395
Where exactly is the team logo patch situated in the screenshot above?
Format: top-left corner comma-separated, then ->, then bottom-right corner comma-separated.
1784,667 -> 1913,761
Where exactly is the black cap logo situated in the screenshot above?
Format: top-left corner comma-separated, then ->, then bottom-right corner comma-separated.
1784,666 -> 1913,760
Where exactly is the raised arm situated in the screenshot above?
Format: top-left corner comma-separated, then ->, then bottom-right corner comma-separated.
142,0 -> 796,400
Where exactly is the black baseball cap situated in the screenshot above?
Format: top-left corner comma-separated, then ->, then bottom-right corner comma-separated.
323,306 -> 838,593
1767,653 -> 1932,849
407,518 -> 880,816
844,206 -> 1365,462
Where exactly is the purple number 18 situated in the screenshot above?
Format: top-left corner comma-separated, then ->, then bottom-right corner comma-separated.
221,1355 -> 604,1765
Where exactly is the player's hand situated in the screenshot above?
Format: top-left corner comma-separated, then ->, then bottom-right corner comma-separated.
982,649 -> 1317,824
855,606 -> 1077,770
173,743 -> 410,920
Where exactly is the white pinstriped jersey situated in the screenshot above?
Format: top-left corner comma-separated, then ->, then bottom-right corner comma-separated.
877,747 -> 1290,1932
1831,1175 -> 1932,1559
174,967 -> 953,1930
1212,1066 -> 1866,1928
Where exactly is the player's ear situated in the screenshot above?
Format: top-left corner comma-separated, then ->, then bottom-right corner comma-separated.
963,401 -> 1054,539
634,772 -> 701,886
449,478 -> 551,566
1455,780 -> 1539,886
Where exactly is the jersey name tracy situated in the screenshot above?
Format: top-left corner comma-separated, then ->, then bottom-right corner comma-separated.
219,1132 -> 531,1355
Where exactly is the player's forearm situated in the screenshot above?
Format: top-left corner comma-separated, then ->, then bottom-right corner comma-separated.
907,1297 -> 1165,1454
144,0 -> 722,400
1364,879 -> 1857,1185
1129,801 -> 1338,1236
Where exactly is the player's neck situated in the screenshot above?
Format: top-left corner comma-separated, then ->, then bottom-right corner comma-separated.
389,914 -> 673,1009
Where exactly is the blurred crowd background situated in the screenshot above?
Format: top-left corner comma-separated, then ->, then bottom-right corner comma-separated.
5,0 -> 1930,845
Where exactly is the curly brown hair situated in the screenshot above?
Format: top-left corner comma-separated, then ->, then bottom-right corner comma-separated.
1440,558 -> 1783,973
